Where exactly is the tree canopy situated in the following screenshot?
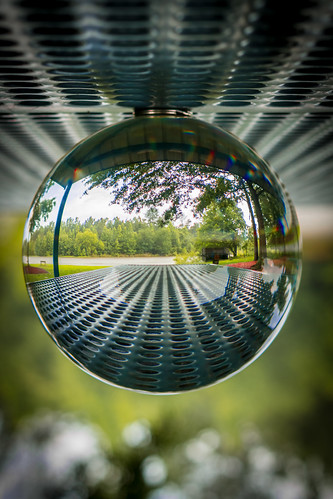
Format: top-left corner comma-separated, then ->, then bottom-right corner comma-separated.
84,161 -> 244,225
83,161 -> 281,263
197,201 -> 246,257
29,180 -> 56,233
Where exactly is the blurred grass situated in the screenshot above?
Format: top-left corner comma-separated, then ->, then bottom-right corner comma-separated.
0,214 -> 332,465
218,255 -> 253,265
24,263 -> 108,282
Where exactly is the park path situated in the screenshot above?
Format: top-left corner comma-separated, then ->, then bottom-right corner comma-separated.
28,256 -> 175,266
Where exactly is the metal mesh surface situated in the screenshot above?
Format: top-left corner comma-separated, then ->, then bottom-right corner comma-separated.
28,265 -> 293,392
0,0 -> 332,211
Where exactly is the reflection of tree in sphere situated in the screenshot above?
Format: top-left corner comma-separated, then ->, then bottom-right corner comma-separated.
23,114 -> 302,393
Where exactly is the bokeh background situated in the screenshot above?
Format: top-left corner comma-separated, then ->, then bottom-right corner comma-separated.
0,1 -> 333,498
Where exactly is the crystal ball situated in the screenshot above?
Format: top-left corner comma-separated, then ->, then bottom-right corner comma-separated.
23,114 -> 302,393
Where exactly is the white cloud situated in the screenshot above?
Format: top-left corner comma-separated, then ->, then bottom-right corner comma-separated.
62,181 -> 129,222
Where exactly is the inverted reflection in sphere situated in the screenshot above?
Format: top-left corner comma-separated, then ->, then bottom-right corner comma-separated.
23,115 -> 301,393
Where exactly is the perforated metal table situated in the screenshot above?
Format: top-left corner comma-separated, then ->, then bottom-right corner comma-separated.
28,264 -> 293,392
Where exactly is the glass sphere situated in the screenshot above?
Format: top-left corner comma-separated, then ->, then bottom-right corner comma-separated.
23,114 -> 302,393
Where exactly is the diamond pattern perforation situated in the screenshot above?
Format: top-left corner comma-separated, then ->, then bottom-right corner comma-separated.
0,0 -> 331,109
28,265 -> 292,393
0,0 -> 332,209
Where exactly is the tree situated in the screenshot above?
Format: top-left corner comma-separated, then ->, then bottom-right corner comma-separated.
75,229 -> 104,256
136,226 -> 155,254
100,226 -> 113,254
196,177 -> 262,263
243,184 -> 259,261
197,202 -> 246,257
84,162 -> 280,265
119,225 -> 137,255
258,190 -> 287,254
59,232 -> 73,256
247,182 -> 267,267
84,161 -> 225,223
29,180 -> 56,233
34,229 -> 53,256
154,227 -> 173,255
145,207 -> 159,225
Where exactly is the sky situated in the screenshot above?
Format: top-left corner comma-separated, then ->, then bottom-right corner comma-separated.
62,181 -> 129,223
43,179 -> 253,228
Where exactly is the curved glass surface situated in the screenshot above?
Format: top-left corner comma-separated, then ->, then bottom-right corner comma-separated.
23,115 -> 302,393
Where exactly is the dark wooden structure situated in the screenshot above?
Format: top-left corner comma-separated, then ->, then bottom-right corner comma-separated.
202,247 -> 230,263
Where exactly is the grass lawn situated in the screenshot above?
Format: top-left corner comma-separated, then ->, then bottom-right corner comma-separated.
218,255 -> 254,265
24,263 -> 109,283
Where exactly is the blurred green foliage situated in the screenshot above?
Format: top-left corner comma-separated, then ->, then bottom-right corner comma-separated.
0,215 -> 332,471
27,216 -> 196,257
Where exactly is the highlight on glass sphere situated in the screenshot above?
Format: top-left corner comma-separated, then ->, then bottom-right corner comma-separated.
22,112 -> 302,393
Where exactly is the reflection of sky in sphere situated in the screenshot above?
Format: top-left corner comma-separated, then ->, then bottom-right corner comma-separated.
63,181 -> 132,223
39,180 -> 128,225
